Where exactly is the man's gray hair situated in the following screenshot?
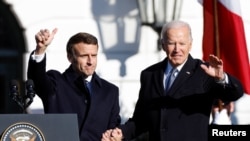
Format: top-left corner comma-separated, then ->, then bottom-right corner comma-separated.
161,20 -> 193,42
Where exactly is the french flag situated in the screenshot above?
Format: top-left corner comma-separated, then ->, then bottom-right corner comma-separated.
200,0 -> 250,94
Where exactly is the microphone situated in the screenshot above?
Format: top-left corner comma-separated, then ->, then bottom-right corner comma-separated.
9,79 -> 37,113
25,79 -> 36,108
9,79 -> 20,101
26,79 -> 35,98
9,79 -> 23,109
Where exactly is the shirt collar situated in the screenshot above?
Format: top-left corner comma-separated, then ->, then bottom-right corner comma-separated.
166,58 -> 188,72
85,75 -> 92,82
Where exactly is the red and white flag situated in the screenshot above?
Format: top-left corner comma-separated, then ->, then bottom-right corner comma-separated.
201,0 -> 250,94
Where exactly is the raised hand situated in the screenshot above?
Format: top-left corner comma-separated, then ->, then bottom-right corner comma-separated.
35,28 -> 58,55
200,54 -> 225,81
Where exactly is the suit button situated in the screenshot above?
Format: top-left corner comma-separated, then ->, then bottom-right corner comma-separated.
85,100 -> 88,104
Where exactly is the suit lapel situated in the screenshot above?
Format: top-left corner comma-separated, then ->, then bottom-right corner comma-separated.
168,55 -> 196,96
86,73 -> 102,109
153,59 -> 168,96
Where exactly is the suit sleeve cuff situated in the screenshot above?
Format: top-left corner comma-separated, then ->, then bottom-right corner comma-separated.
31,51 -> 45,63
215,72 -> 229,84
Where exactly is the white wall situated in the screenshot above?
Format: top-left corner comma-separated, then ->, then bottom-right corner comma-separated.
5,0 -> 250,124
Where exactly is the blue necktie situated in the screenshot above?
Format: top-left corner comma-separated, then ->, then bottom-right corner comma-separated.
165,68 -> 178,92
84,80 -> 91,95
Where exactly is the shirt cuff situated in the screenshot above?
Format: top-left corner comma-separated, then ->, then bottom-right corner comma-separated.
31,51 -> 45,63
216,72 -> 229,84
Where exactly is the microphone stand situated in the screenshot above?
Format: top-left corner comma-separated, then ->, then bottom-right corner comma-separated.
10,79 -> 35,113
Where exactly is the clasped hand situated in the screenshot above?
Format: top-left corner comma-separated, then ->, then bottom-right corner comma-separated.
102,128 -> 123,141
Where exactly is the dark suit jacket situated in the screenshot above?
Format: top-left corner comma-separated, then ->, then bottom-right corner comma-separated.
120,55 -> 243,141
27,53 -> 121,141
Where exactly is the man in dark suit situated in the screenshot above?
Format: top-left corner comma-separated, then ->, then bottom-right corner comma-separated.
102,20 -> 243,141
27,28 -> 121,141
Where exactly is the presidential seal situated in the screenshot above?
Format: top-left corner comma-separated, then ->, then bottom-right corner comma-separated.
0,122 -> 45,141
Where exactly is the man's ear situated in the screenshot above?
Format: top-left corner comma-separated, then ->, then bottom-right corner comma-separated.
161,39 -> 166,51
67,54 -> 73,63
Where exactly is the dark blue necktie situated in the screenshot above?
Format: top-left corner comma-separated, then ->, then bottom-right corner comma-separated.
84,80 -> 91,95
165,68 -> 178,92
